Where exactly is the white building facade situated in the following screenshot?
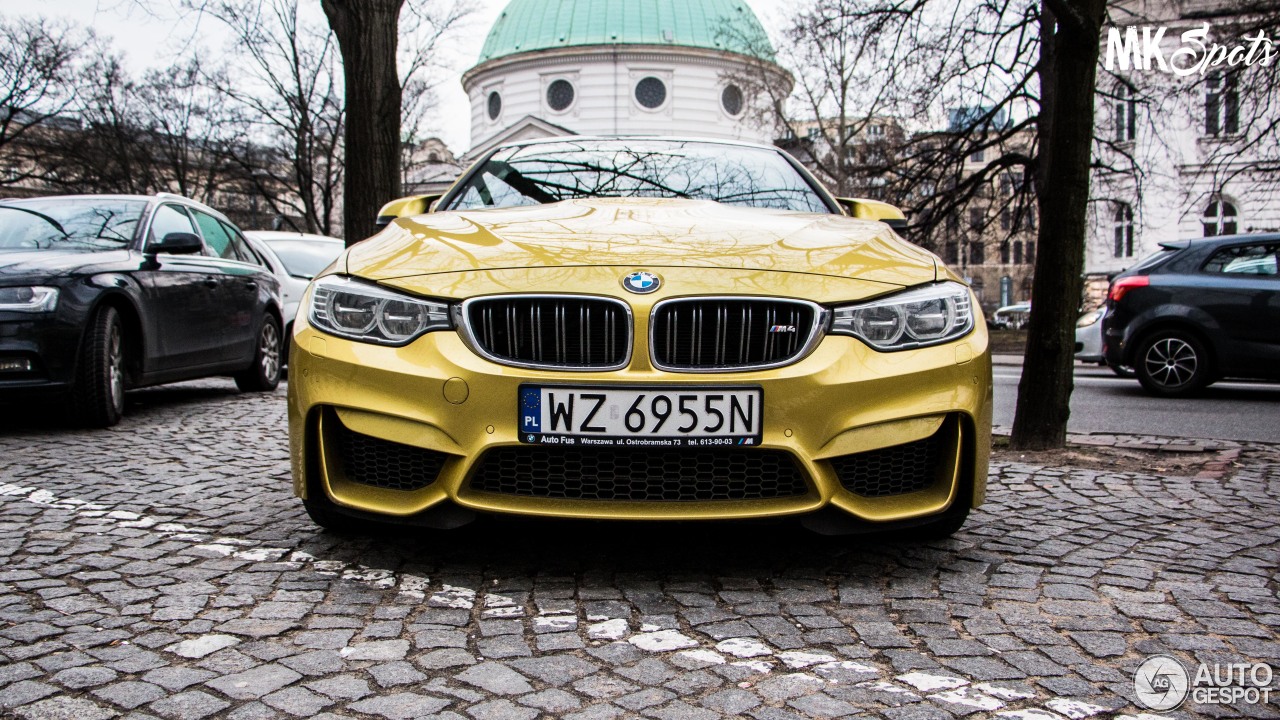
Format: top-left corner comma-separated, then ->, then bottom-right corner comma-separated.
461,0 -> 792,157
1086,0 -> 1279,302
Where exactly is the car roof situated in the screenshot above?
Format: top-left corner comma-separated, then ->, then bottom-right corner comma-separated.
1166,232 -> 1280,249
243,230 -> 343,244
0,192 -> 232,222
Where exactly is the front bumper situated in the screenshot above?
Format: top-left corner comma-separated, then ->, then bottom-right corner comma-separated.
0,312 -> 80,396
288,311 -> 992,525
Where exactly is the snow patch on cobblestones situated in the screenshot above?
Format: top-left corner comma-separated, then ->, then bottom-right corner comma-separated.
629,629 -> 698,652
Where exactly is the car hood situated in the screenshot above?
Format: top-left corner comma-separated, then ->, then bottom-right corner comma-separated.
0,248 -> 134,281
345,198 -> 939,291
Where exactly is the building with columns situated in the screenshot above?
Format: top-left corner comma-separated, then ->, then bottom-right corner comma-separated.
461,0 -> 792,157
1084,0 -> 1279,305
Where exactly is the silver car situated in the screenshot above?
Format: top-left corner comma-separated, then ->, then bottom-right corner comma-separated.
1075,306 -> 1133,377
243,231 -> 345,335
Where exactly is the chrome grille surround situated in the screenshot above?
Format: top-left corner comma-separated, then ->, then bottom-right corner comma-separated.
649,296 -> 829,373
456,294 -> 633,371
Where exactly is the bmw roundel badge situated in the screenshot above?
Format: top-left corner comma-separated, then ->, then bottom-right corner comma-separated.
622,271 -> 661,294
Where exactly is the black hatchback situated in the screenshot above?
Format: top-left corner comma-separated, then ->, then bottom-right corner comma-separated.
0,193 -> 285,426
1103,233 -> 1280,397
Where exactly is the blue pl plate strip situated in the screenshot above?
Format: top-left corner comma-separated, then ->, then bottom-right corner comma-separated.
519,386 -> 542,434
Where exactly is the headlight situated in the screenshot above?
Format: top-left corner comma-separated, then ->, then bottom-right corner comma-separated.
830,281 -> 974,351
0,286 -> 59,313
1076,309 -> 1103,328
309,276 -> 451,345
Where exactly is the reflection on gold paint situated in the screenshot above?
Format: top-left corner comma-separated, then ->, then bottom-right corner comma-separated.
380,265 -> 900,305
344,198 -> 937,291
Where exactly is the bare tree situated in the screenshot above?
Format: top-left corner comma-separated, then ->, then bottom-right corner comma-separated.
194,0 -> 345,235
54,55 -> 157,194
0,17 -> 91,185
135,58 -> 246,203
735,0 -> 1113,448
320,0 -> 403,245
1012,0 -> 1108,449
320,0 -> 470,244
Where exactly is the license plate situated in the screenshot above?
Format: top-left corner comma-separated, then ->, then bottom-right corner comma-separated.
518,385 -> 763,447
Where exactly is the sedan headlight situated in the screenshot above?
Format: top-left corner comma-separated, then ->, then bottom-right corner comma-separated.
830,281 -> 974,351
0,286 -> 59,313
1076,308 -> 1103,328
309,276 -> 451,345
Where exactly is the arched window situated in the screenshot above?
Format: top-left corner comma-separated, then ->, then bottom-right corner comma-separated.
1113,202 -> 1134,257
1201,198 -> 1239,236
1115,82 -> 1136,142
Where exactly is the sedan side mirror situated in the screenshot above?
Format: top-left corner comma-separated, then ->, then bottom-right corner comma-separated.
148,232 -> 204,255
375,193 -> 443,227
836,197 -> 909,235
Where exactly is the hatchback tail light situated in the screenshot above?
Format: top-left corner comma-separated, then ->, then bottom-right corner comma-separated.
1108,275 -> 1149,302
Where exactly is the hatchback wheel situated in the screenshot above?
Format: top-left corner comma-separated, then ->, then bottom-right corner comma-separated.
1135,331 -> 1211,397
235,315 -> 282,392
71,306 -> 126,427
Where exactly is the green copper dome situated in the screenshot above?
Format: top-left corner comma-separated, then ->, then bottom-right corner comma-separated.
477,0 -> 776,63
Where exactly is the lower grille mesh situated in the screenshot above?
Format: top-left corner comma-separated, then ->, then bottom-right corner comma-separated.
334,420 -> 446,491
469,447 -> 809,501
830,426 -> 946,497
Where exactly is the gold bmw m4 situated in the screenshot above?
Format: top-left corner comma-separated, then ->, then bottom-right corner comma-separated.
288,137 -> 991,536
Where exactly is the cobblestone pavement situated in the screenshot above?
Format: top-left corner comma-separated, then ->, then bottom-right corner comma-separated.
2,380 -> 1278,720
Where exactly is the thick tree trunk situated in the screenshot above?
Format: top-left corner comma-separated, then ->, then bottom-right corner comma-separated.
1010,0 -> 1106,450
321,0 -> 404,245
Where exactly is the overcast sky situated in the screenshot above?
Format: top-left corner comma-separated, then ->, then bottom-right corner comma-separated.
2,0 -> 792,153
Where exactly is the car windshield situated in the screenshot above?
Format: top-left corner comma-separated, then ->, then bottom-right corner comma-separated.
264,239 -> 344,279
445,140 -> 832,213
0,199 -> 147,250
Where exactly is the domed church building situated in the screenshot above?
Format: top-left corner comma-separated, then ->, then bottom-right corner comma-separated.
462,0 -> 792,156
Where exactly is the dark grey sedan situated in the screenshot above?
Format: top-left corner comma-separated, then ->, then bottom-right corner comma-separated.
1103,233 -> 1279,397
0,194 -> 284,426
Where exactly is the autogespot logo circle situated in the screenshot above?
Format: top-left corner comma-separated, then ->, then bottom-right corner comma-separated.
622,271 -> 661,294
1135,655 -> 1190,711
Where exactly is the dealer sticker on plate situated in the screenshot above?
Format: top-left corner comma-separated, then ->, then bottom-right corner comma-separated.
518,385 -> 763,447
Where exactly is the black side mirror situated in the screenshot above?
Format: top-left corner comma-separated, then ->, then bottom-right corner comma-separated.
148,232 -> 204,255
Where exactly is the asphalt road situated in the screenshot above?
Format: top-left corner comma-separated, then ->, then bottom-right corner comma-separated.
993,362 -> 1280,442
